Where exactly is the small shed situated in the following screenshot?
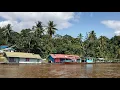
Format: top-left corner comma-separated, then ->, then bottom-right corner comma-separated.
2,47 -> 15,52
86,57 -> 94,63
4,52 -> 42,64
0,45 -> 16,52
81,57 -> 95,63
79,57 -> 95,63
0,45 -> 8,50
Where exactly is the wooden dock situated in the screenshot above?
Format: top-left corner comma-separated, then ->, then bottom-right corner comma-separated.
94,59 -> 120,63
0,62 -> 7,64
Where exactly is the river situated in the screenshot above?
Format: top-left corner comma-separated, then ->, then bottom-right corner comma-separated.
0,63 -> 120,78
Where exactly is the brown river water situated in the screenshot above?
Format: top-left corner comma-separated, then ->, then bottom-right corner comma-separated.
0,63 -> 120,78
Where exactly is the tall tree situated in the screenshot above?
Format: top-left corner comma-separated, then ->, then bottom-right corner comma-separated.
0,27 -> 6,45
32,21 -> 44,38
77,33 -> 83,44
98,36 -> 109,58
47,21 -> 57,38
88,30 -> 97,42
20,29 -> 31,37
3,24 -> 13,45
84,30 -> 97,57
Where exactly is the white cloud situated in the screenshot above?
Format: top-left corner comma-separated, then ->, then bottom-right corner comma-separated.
0,12 -> 81,32
101,20 -> 120,36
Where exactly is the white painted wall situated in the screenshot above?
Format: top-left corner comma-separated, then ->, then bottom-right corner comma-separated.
19,58 -> 42,63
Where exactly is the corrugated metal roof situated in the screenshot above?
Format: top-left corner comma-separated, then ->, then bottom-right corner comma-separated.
0,45 -> 8,49
5,52 -> 42,59
50,54 -> 80,59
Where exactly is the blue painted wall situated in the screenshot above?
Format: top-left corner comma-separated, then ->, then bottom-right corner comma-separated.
0,45 -> 8,49
86,59 -> 94,63
48,55 -> 55,63
64,60 -> 72,62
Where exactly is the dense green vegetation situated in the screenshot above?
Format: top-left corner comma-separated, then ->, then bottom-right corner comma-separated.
0,21 -> 120,59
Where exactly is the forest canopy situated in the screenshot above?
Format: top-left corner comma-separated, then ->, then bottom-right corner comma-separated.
0,21 -> 120,59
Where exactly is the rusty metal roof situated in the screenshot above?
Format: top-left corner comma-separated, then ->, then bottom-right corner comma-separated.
50,54 -> 80,59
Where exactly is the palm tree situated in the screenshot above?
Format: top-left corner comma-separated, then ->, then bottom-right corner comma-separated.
47,21 -> 57,38
88,30 -> 97,42
20,29 -> 31,37
98,36 -> 107,48
98,36 -> 108,58
77,33 -> 83,44
3,24 -> 13,45
32,21 -> 44,38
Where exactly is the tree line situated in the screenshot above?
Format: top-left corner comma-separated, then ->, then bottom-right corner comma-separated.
0,21 -> 120,59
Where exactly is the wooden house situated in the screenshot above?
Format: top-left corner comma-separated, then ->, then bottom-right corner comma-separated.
4,52 -> 42,64
48,54 -> 80,63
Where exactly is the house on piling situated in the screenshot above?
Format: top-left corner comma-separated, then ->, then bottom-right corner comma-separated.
86,57 -> 94,63
3,52 -> 42,64
48,54 -> 80,63
0,45 -> 9,50
0,45 -> 15,52
80,57 -> 95,63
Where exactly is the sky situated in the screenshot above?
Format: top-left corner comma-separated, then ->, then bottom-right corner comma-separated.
0,12 -> 120,39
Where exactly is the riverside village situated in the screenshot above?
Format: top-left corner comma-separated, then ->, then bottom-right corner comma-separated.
0,45 -> 119,64
0,12 -> 120,78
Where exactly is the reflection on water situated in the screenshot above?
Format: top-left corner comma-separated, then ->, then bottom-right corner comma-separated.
0,63 -> 120,78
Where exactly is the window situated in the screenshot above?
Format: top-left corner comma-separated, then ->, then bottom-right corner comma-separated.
26,58 -> 29,61
9,58 -> 15,62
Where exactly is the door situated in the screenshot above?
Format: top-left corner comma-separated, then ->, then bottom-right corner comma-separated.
55,58 -> 60,63
15,57 -> 20,63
